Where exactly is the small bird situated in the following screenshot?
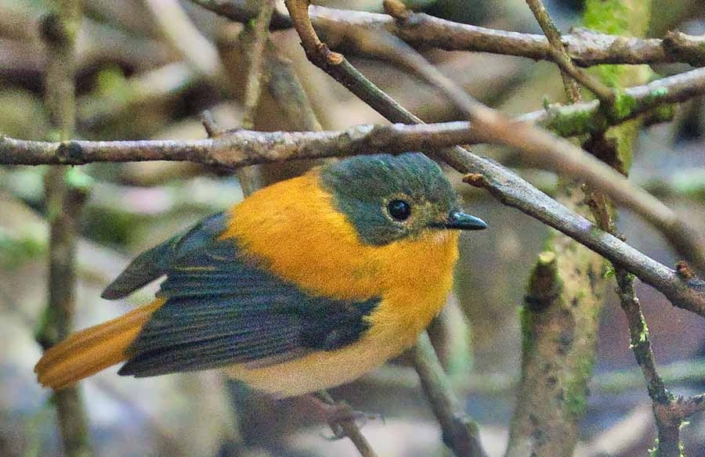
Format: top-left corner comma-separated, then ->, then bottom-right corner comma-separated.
35,153 -> 486,398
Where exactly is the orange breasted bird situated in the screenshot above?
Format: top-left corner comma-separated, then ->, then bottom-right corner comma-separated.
35,153 -> 487,398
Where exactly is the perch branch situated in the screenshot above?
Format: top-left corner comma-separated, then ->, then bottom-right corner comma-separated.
413,332 -> 487,457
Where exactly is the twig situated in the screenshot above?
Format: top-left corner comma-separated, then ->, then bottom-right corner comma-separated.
190,1 -> 705,67
264,41 -> 322,132
525,0 -> 615,104
505,4 -> 606,452
231,0 -> 277,195
614,270 -> 682,456
413,332 -> 487,457
240,0 -> 276,129
35,3 -> 92,457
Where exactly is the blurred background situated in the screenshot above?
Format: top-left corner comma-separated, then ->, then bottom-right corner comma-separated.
2,0 -> 705,455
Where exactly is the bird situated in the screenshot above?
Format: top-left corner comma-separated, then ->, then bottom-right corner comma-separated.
35,152 -> 487,398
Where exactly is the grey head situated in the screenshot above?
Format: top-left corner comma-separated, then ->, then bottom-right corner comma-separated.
319,153 -> 487,246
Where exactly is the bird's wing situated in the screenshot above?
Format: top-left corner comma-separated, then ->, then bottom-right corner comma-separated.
101,212 -> 230,300
118,235 -> 380,377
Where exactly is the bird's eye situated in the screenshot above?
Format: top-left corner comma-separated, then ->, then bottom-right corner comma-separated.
387,200 -> 411,221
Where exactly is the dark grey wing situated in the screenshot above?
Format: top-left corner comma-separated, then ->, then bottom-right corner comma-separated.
118,239 -> 379,377
101,212 -> 229,300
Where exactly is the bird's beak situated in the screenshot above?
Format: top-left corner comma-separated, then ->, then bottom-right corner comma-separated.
433,210 -> 487,230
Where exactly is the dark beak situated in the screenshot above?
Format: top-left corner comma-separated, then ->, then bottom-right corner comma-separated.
432,210 -> 487,231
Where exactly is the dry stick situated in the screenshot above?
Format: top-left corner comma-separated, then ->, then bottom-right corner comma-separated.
36,4 -> 92,457
190,0 -> 705,67
240,0 -> 277,129
144,0 -> 227,86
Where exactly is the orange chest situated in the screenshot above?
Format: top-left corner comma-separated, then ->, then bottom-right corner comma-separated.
220,172 -> 460,306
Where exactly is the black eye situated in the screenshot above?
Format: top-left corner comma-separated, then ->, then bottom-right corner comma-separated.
387,200 -> 411,221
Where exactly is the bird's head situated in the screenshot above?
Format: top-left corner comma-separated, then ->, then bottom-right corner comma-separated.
320,153 -> 487,246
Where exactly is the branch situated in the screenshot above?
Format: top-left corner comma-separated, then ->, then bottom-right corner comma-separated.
190,1 -> 705,67
524,0 -> 609,104
413,332 -> 487,457
35,3 -> 92,457
5,65 -> 705,164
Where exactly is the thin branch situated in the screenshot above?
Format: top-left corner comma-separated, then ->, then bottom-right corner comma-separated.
413,332 -> 487,457
615,270 -> 670,404
615,270 -> 683,456
190,1 -> 705,67
525,0 -> 606,104
240,0 -> 276,129
230,0 -> 277,195
35,3 -> 92,457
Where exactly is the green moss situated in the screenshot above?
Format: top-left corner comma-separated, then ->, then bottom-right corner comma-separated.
584,0 -> 651,37
518,305 -> 540,360
583,1 -> 631,35
610,92 -> 638,121
595,65 -> 626,89
563,354 -> 595,419
64,167 -> 93,191
547,106 -> 608,138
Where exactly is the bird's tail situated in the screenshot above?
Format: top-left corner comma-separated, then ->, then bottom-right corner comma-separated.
34,299 -> 164,390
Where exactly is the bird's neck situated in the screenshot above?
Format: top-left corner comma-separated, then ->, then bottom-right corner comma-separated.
221,172 -> 460,304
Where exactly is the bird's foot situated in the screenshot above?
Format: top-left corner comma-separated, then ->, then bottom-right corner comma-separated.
306,392 -> 383,440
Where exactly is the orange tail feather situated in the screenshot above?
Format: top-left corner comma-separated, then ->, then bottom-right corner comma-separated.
35,299 -> 164,390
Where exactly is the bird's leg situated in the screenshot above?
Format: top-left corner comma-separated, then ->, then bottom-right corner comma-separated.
283,0 -> 343,67
307,390 -> 381,439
